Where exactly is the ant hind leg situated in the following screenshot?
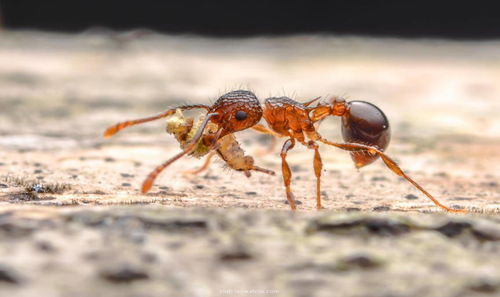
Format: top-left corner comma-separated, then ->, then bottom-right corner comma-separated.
318,138 -> 466,213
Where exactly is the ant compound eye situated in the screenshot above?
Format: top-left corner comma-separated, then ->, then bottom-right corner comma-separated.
235,111 -> 248,121
342,101 -> 390,168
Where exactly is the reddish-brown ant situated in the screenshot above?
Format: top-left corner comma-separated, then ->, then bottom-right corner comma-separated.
104,90 -> 464,213
103,90 -> 274,193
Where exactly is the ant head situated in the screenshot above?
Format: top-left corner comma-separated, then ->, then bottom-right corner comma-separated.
341,101 -> 391,168
209,90 -> 263,134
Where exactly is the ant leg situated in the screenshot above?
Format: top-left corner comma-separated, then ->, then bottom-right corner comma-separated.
104,104 -> 210,138
252,124 -> 281,156
142,113 -> 219,193
318,138 -> 465,213
182,151 -> 216,175
307,141 -> 323,210
252,124 -> 282,137
280,138 -> 297,210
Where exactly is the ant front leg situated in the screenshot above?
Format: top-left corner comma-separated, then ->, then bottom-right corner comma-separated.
280,138 -> 297,210
318,138 -> 466,213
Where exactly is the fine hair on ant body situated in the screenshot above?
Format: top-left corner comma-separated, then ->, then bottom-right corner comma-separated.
104,90 -> 464,213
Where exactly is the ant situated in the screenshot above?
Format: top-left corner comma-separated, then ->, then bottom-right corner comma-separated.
104,90 -> 464,213
103,90 -> 274,193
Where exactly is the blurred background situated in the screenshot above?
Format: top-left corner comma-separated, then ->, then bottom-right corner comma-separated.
0,2 -> 499,297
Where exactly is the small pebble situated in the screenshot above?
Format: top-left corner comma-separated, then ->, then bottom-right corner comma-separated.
405,194 -> 418,200
345,207 -> 361,212
371,176 -> 388,182
0,265 -> 20,284
337,254 -> 382,270
468,278 -> 498,293
121,183 -> 131,187
481,181 -> 498,187
219,250 -> 253,262
100,266 -> 149,283
284,200 -> 302,205
35,240 -> 56,253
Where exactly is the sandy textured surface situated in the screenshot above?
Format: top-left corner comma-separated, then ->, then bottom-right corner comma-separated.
0,30 -> 499,296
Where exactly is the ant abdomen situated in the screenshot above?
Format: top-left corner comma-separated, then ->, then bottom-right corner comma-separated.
341,101 -> 391,168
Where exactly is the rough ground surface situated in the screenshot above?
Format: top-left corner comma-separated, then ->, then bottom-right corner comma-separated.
0,31 -> 499,296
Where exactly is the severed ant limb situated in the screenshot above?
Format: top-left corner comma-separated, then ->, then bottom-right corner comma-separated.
318,138 -> 466,213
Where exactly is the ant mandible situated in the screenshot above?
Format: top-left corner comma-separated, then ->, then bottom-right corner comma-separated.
253,95 -> 465,213
103,90 -> 274,193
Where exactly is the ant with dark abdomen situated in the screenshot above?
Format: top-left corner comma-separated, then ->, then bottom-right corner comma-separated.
103,90 -> 465,213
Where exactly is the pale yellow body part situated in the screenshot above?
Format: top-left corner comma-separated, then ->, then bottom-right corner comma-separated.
165,109 -> 274,176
